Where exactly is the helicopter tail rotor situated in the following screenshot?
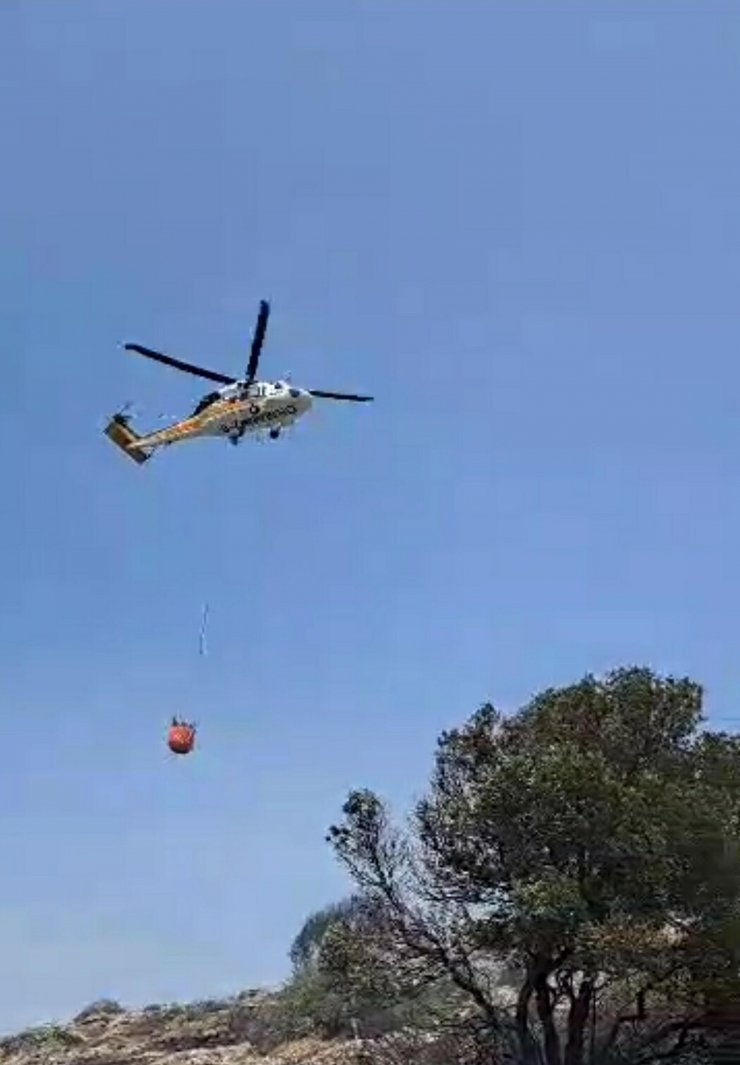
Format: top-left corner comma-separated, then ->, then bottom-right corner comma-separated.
103,411 -> 151,465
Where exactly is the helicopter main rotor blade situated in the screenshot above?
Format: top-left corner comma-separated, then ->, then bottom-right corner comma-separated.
309,389 -> 374,402
124,344 -> 236,385
245,300 -> 270,383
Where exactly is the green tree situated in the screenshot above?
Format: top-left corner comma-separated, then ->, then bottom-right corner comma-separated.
289,895 -> 367,972
326,667 -> 740,1065
285,894 -> 413,1039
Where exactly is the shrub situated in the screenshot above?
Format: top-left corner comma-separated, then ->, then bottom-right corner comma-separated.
74,999 -> 126,1023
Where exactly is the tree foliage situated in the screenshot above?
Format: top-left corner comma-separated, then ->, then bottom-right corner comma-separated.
284,893 -> 418,1039
289,895 -> 368,972
325,667 -> 740,1065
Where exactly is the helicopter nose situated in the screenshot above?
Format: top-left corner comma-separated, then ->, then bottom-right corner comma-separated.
290,388 -> 312,409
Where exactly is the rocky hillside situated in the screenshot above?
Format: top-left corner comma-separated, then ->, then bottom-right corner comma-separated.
0,995 -> 360,1065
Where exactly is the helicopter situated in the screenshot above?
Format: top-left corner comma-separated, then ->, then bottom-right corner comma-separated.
104,300 -> 373,464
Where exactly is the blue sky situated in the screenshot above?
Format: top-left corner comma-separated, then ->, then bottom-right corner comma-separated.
2,0 -> 739,1034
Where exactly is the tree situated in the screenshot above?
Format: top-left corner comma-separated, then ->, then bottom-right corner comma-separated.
326,667 -> 740,1065
285,894 -> 416,1039
289,895 -> 368,972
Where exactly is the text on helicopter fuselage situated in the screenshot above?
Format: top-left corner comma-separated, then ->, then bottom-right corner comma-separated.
221,403 -> 298,432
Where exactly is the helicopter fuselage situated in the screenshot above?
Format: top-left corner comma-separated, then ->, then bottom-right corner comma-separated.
195,379 -> 313,436
117,379 -> 313,456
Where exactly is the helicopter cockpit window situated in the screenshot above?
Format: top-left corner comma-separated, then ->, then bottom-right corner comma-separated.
192,392 -> 219,416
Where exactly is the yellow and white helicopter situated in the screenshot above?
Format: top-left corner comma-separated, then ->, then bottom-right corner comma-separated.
104,300 -> 373,464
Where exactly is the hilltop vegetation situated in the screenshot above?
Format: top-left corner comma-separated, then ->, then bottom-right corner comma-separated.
288,666 -> 740,1064
3,666 -> 738,1065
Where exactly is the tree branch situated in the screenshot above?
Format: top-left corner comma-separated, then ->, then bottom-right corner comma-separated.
635,1018 -> 707,1064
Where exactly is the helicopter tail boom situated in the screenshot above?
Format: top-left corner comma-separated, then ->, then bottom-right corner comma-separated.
104,413 -> 151,465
